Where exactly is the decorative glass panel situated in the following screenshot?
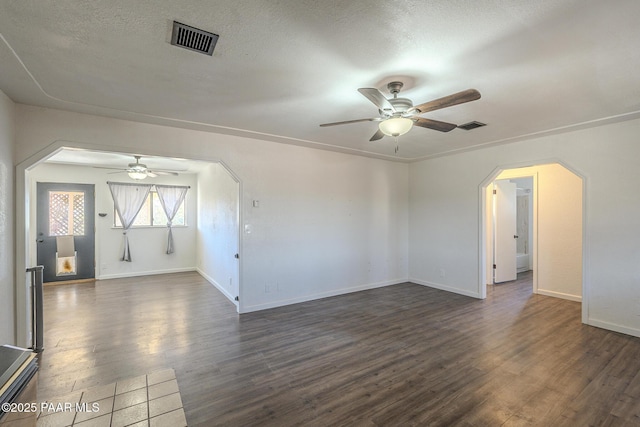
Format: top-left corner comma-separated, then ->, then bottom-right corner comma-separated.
49,192 -> 70,236
49,191 -> 85,236
73,193 -> 85,235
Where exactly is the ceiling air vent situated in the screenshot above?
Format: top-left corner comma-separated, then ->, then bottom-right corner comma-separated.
171,21 -> 219,55
457,121 -> 487,131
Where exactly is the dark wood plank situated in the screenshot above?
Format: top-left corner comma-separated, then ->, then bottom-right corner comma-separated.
37,271 -> 640,426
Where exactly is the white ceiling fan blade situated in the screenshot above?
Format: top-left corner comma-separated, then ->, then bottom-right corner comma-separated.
358,88 -> 396,112
93,166 -> 127,171
149,170 -> 179,176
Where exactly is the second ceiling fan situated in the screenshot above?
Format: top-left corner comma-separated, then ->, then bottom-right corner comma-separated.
94,156 -> 181,180
320,82 -> 481,142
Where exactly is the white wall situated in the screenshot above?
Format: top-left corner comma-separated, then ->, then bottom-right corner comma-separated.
410,117 -> 640,337
0,90 -> 15,344
14,105 -> 409,327
197,163 -> 239,304
494,164 -> 582,301
27,163 -> 197,279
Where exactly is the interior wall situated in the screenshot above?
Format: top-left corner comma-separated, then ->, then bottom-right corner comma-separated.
0,89 -> 15,344
196,163 -> 239,304
410,117 -> 640,337
14,105 -> 409,323
27,163 -> 198,279
494,165 -> 582,301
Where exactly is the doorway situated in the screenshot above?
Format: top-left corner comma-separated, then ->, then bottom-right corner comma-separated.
481,163 -> 583,303
36,183 -> 95,283
15,145 -> 245,349
492,177 -> 534,284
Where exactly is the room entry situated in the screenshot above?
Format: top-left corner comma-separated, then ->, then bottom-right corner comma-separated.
36,183 -> 95,283
482,163 -> 583,303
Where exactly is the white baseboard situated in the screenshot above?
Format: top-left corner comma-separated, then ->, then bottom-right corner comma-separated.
97,267 -> 196,280
586,318 -> 640,338
409,277 -> 482,299
241,278 -> 407,313
536,288 -> 582,302
196,268 -> 237,305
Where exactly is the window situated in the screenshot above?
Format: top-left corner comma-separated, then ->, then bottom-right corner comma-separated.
49,191 -> 85,236
114,191 -> 186,227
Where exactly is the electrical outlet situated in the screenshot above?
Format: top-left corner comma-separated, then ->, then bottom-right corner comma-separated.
265,284 -> 271,293
229,277 -> 233,288
439,268 -> 446,278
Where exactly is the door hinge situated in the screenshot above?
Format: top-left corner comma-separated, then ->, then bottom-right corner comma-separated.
234,296 -> 239,301
234,253 -> 239,259
493,264 -> 496,269
493,189 -> 497,195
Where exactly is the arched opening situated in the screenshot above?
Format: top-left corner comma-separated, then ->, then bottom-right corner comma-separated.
479,161 -> 585,320
15,144 -> 243,347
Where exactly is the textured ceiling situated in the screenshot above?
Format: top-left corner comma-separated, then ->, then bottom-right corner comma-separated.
2,0 -> 640,162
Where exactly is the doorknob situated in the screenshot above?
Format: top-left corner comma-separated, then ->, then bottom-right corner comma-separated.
37,239 -> 44,243
234,253 -> 239,259
514,235 -> 519,239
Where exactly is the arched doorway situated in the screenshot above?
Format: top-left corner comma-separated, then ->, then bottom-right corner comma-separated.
479,161 -> 585,319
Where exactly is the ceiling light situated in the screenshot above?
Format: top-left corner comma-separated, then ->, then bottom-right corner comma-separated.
379,117 -> 413,137
128,171 -> 147,180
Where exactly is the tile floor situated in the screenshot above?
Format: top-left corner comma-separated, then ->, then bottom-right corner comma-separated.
36,368 -> 187,427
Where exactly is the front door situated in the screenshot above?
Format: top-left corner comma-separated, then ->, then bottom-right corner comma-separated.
36,183 -> 95,283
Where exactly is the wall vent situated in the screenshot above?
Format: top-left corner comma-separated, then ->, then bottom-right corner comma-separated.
170,21 -> 219,55
457,121 -> 487,131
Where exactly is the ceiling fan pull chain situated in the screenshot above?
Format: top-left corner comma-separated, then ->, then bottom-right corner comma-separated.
394,136 -> 399,154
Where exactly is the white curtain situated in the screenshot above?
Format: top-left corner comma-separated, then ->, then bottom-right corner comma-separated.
155,185 -> 189,254
108,182 -> 153,262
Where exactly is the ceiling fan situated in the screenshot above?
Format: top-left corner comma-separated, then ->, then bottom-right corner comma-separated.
320,82 -> 481,142
94,156 -> 180,180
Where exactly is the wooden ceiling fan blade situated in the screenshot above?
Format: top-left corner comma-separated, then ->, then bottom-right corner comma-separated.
358,88 -> 396,112
410,89 -> 481,114
320,117 -> 382,127
369,129 -> 385,141
413,118 -> 457,132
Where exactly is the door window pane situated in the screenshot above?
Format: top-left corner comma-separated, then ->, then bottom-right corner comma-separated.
49,191 -> 85,236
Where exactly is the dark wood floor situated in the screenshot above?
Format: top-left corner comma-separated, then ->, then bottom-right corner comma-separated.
39,271 -> 640,426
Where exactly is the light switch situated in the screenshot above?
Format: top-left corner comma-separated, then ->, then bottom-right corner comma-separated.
252,200 -> 260,208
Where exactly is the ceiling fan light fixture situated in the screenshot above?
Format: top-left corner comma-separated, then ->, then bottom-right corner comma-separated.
379,117 -> 413,137
128,171 -> 147,180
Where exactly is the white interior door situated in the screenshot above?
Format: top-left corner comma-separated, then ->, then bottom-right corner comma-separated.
494,180 -> 517,283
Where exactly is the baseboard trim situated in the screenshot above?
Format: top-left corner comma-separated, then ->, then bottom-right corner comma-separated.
587,318 -> 640,338
241,278 -> 408,313
536,288 -> 582,302
97,267 -> 196,280
409,278 -> 482,299
196,268 -> 237,305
